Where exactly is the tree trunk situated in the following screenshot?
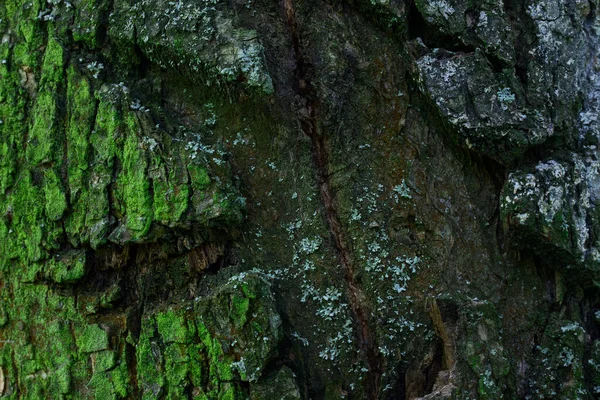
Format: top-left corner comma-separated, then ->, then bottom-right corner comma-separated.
1,0 -> 600,398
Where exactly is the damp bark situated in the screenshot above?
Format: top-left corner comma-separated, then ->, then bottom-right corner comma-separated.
282,0 -> 383,397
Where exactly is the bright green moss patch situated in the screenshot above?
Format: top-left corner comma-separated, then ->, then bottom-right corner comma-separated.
156,310 -> 189,344
163,344 -> 190,398
66,66 -> 95,196
55,363 -> 72,394
119,115 -> 153,240
188,343 -> 205,387
93,350 -> 116,373
89,371 -> 116,400
4,0 -> 45,67
43,168 -> 67,221
111,356 -> 129,397
42,320 -> 76,394
0,6 -> 258,397
91,92 -> 120,163
230,295 -> 250,327
78,90 -> 122,247
39,36 -> 65,90
152,156 -> 189,226
89,362 -> 129,400
0,304 -> 7,327
188,164 -> 211,190
26,36 -> 66,166
27,91 -> 59,165
64,67 -> 97,246
45,249 -> 86,283
6,170 -> 44,263
0,139 -> 16,195
0,59 -> 24,194
77,324 -> 109,353
136,315 -> 165,399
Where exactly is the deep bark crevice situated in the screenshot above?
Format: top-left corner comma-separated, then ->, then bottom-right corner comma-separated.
282,0 -> 383,398
406,0 -> 475,54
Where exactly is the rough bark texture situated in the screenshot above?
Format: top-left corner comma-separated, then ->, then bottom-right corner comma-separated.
2,0 -> 600,398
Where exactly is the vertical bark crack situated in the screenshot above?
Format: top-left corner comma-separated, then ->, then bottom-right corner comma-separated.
282,1 -> 383,397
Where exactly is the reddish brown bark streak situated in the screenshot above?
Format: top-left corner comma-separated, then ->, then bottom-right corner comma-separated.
282,1 -> 383,397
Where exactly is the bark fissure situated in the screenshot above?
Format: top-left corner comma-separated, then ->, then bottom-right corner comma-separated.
282,1 -> 383,397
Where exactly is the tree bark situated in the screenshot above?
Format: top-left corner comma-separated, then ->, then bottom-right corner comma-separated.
1,0 -> 600,398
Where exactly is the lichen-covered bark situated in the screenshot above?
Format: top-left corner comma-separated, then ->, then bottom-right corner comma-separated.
2,0 -> 600,398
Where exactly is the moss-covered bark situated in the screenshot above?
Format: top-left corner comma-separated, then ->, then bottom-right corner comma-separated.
2,0 -> 600,399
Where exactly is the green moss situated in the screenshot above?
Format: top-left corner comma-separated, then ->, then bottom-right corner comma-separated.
93,350 -> 116,372
39,36 -> 65,90
64,68 -> 97,246
137,316 -> 165,398
45,249 -> 86,283
77,324 -> 109,353
0,136 -> 17,195
44,320 -> 76,394
188,164 -> 211,189
111,355 -> 129,397
6,170 -> 44,263
219,383 -> 243,400
163,344 -> 189,398
188,343 -> 205,387
84,348 -> 128,399
0,52 -> 25,194
66,66 -> 95,196
157,310 -> 188,344
240,283 -> 257,299
43,168 -> 68,221
230,295 -> 250,327
0,304 -> 7,327
90,371 -> 118,400
81,93 -> 121,247
4,0 -> 45,67
119,114 -> 153,240
27,91 -> 59,165
195,320 -> 234,385
55,363 -> 72,394
91,88 -> 121,165
26,36 -> 65,166
72,0 -> 107,48
152,155 -> 189,226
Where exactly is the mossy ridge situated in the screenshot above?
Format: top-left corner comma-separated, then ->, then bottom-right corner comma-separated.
26,35 -> 66,167
43,249 -> 87,283
107,0 -> 273,96
0,2 -> 252,399
72,0 -> 111,49
0,35 -> 244,400
0,36 -> 26,195
3,0 -> 46,68
0,269 -> 132,398
150,149 -> 190,227
133,272 -> 281,399
135,310 -> 236,400
65,65 -> 95,200
61,79 -> 246,246
4,171 -> 45,264
113,113 -> 153,242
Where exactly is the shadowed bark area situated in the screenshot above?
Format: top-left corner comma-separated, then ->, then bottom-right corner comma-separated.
2,0 -> 600,399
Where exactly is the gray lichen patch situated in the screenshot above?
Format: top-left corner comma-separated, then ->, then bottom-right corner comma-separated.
502,152 -> 600,272
109,0 -> 273,93
414,0 -> 514,63
413,0 -> 595,164
416,49 -> 548,163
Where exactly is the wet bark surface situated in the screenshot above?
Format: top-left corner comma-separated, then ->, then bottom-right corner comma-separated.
2,0 -> 600,399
